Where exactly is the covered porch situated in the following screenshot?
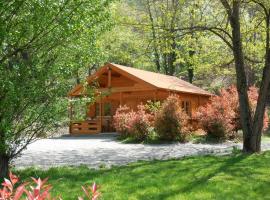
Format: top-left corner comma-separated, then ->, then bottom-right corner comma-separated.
68,89 -> 161,135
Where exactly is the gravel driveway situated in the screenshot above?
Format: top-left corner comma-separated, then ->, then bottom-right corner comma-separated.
13,133 -> 270,169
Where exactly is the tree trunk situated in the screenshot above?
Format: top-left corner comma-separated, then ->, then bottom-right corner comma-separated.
188,68 -> 194,83
188,50 -> 195,83
168,38 -> 177,76
146,0 -> 161,72
251,13 -> 270,152
0,154 -> 9,182
229,1 -> 254,153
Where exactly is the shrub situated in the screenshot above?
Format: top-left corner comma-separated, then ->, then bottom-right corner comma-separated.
129,104 -> 153,141
154,95 -> 190,141
113,105 -> 136,136
196,86 -> 269,139
196,88 -> 235,139
113,104 -> 153,140
0,172 -> 100,200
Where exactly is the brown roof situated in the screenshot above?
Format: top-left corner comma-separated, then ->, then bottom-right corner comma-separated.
69,63 -> 212,97
109,63 -> 211,96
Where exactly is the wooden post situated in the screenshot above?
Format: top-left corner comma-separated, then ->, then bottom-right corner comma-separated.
69,100 -> 73,121
99,94 -> 102,132
68,99 -> 73,134
108,67 -> 111,88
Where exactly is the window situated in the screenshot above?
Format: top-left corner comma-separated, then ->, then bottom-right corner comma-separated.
181,101 -> 191,116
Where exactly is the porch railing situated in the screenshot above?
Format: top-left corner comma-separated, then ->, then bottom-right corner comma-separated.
69,120 -> 101,134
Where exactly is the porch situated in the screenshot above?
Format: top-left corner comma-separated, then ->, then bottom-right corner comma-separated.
68,89 -> 163,135
68,97 -> 117,135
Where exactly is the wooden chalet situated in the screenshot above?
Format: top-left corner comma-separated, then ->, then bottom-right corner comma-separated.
68,63 -> 211,135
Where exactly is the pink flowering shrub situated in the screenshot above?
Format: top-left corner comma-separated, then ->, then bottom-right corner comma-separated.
196,86 -> 269,139
113,105 -> 136,136
113,104 -> 153,140
129,104 -> 153,141
0,172 -> 100,200
154,95 -> 191,141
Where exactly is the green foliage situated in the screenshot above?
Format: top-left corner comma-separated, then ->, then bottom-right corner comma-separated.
97,1 -> 153,69
99,0 -> 269,90
145,100 -> 161,114
98,0 -> 236,87
16,151 -> 270,199
0,0 -> 113,161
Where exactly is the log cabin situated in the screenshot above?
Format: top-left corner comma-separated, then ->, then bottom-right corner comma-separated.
68,63 -> 212,135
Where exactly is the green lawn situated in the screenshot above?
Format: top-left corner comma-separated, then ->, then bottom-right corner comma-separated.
16,151 -> 270,200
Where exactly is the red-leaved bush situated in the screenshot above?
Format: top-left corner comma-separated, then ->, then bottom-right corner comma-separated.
196,86 -> 269,139
113,105 -> 136,136
154,95 -> 190,141
113,104 -> 153,140
0,172 -> 100,200
129,104 -> 153,141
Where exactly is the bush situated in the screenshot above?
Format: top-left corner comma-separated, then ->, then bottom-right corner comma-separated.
154,95 -> 190,141
196,89 -> 235,139
113,105 -> 153,141
196,86 -> 269,139
113,105 -> 136,137
129,104 -> 153,141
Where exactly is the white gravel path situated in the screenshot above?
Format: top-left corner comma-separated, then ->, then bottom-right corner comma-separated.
13,133 -> 270,169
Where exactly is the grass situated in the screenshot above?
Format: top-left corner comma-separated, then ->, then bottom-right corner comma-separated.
16,151 -> 270,200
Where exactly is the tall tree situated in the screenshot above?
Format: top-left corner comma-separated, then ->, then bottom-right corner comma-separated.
179,0 -> 270,152
216,0 -> 270,152
0,0 -> 112,180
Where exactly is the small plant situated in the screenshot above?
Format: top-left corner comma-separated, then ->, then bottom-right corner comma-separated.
154,95 -> 190,141
0,172 -> 100,200
0,172 -> 24,200
79,183 -> 100,200
145,100 -> 161,114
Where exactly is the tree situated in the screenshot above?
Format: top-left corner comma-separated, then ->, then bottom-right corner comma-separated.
97,1 -> 155,70
0,0 -> 112,180
179,0 -> 270,152
214,0 -> 270,152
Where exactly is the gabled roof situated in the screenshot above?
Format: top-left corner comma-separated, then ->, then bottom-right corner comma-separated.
69,63 -> 212,97
109,63 -> 211,96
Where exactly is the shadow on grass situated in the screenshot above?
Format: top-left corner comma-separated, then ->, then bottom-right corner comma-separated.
15,151 -> 270,200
